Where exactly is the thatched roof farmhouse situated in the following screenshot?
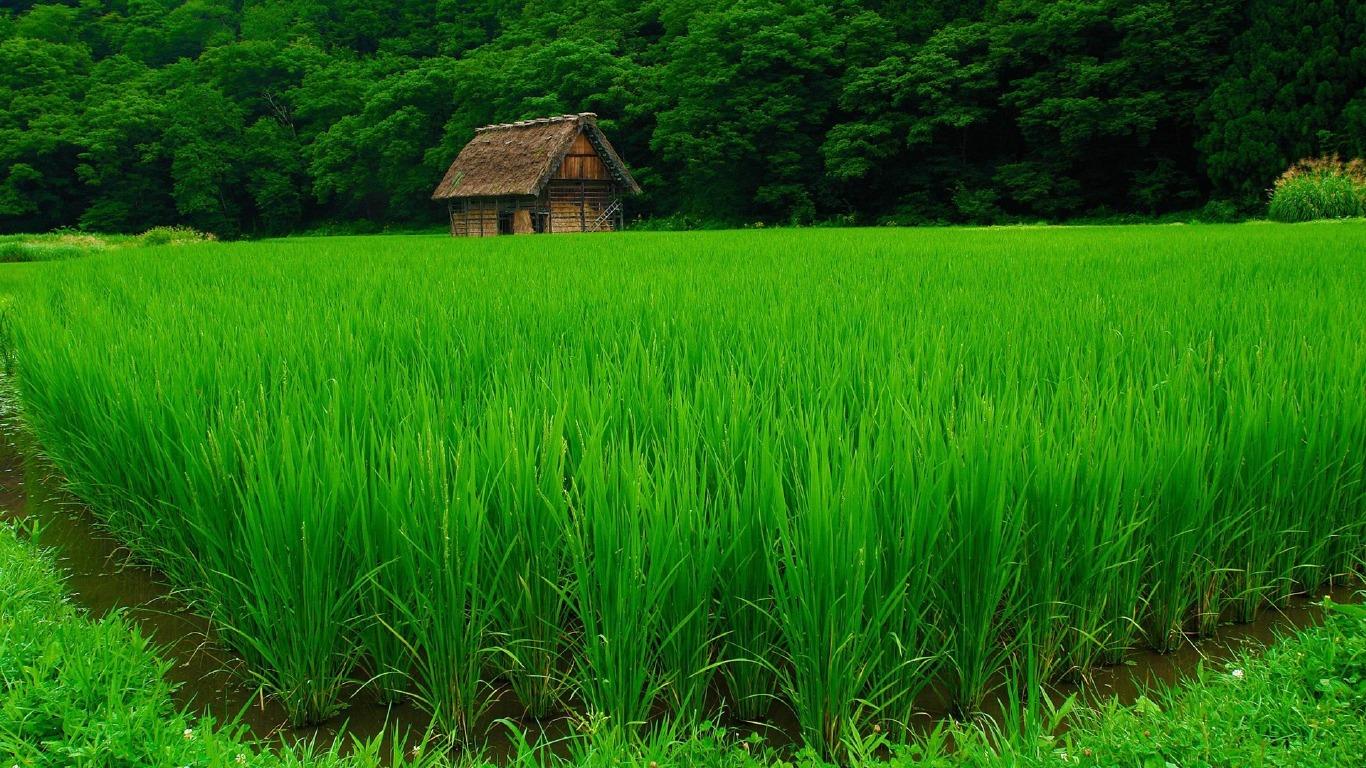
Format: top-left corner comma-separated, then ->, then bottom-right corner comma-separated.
432,113 -> 641,236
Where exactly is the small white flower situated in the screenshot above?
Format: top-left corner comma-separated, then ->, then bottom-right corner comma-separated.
1231,668 -> 1244,679
183,727 -> 195,740
236,755 -> 247,766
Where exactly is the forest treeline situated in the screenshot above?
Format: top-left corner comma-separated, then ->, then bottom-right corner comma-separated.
2,0 -> 1363,235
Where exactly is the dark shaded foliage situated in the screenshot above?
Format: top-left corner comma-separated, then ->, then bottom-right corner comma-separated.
0,0 -> 1360,234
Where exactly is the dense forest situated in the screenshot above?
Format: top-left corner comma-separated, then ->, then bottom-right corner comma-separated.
1,0 -> 1363,235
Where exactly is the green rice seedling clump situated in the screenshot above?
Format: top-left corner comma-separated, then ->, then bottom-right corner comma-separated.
4,224 -> 1365,758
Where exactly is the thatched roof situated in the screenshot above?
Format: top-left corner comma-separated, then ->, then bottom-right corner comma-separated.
431,113 -> 641,200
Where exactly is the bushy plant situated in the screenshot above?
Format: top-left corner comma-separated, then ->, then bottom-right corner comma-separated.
0,243 -> 30,263
140,226 -> 217,246
1268,156 -> 1366,222
628,212 -> 713,231
952,184 -> 1003,224
0,242 -> 89,262
1194,199 -> 1242,223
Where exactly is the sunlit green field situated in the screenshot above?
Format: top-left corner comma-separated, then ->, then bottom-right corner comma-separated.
4,224 -> 1365,757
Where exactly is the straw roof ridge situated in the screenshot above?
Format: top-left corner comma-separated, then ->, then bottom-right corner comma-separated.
474,113 -> 593,133
431,113 -> 640,200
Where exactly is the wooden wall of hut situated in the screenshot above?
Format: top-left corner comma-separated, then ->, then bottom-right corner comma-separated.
449,199 -> 495,237
447,130 -> 626,236
546,180 -> 618,233
553,133 -> 612,182
448,197 -> 539,237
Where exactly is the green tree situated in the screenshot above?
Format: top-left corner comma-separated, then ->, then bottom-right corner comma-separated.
73,57 -> 177,232
652,0 -> 841,223
1199,0 -> 1366,207
310,57 -> 459,221
164,77 -> 246,234
0,0 -> 1358,234
0,34 -> 90,230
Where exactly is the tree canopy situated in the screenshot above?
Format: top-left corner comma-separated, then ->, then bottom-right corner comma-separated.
1,0 -> 1361,235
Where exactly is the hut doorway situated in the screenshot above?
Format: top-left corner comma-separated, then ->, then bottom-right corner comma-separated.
497,210 -> 514,235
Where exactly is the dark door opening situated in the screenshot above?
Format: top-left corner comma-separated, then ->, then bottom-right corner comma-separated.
497,211 -> 514,235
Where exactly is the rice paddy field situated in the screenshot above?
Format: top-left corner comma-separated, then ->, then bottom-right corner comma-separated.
3,223 -> 1365,758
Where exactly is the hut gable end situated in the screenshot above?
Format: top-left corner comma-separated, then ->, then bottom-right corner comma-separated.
431,113 -> 640,200
554,133 -> 610,181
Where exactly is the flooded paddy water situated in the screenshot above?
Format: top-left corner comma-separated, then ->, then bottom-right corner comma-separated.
0,420 -> 1356,760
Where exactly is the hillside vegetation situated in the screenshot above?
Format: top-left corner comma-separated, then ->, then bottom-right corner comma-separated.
1,1 -> 1363,235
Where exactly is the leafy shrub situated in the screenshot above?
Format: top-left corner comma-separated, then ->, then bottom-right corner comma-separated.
48,229 -> 111,249
812,212 -> 859,228
1268,156 -> 1366,222
0,229 -> 210,263
1305,597 -> 1366,709
629,213 -> 720,231
294,220 -> 387,237
1195,199 -> 1242,223
141,229 -> 174,246
27,244 -> 86,261
952,183 -> 1003,223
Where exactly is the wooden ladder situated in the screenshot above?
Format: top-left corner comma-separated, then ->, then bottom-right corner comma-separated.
586,199 -> 622,232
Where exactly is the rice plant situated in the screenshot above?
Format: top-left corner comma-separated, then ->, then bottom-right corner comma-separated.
480,402 -> 572,719
392,431 -> 501,745
941,408 -> 1028,715
648,409 -> 722,722
714,441 -> 782,722
767,417 -> 902,758
3,223 -> 1364,754
864,406 -> 947,731
565,431 -> 668,730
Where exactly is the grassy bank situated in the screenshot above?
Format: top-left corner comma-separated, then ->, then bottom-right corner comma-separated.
0,227 -> 215,263
0,522 -> 433,767
3,517 -> 1363,766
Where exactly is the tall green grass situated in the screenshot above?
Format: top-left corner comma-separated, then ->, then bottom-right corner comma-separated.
3,224 -> 1365,757
1267,156 -> 1366,222
481,403 -> 572,719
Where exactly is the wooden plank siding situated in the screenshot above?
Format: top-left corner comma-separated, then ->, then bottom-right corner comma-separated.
553,133 -> 611,181
448,199 -> 495,237
450,183 -> 622,236
546,180 -> 617,233
449,197 -> 536,237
